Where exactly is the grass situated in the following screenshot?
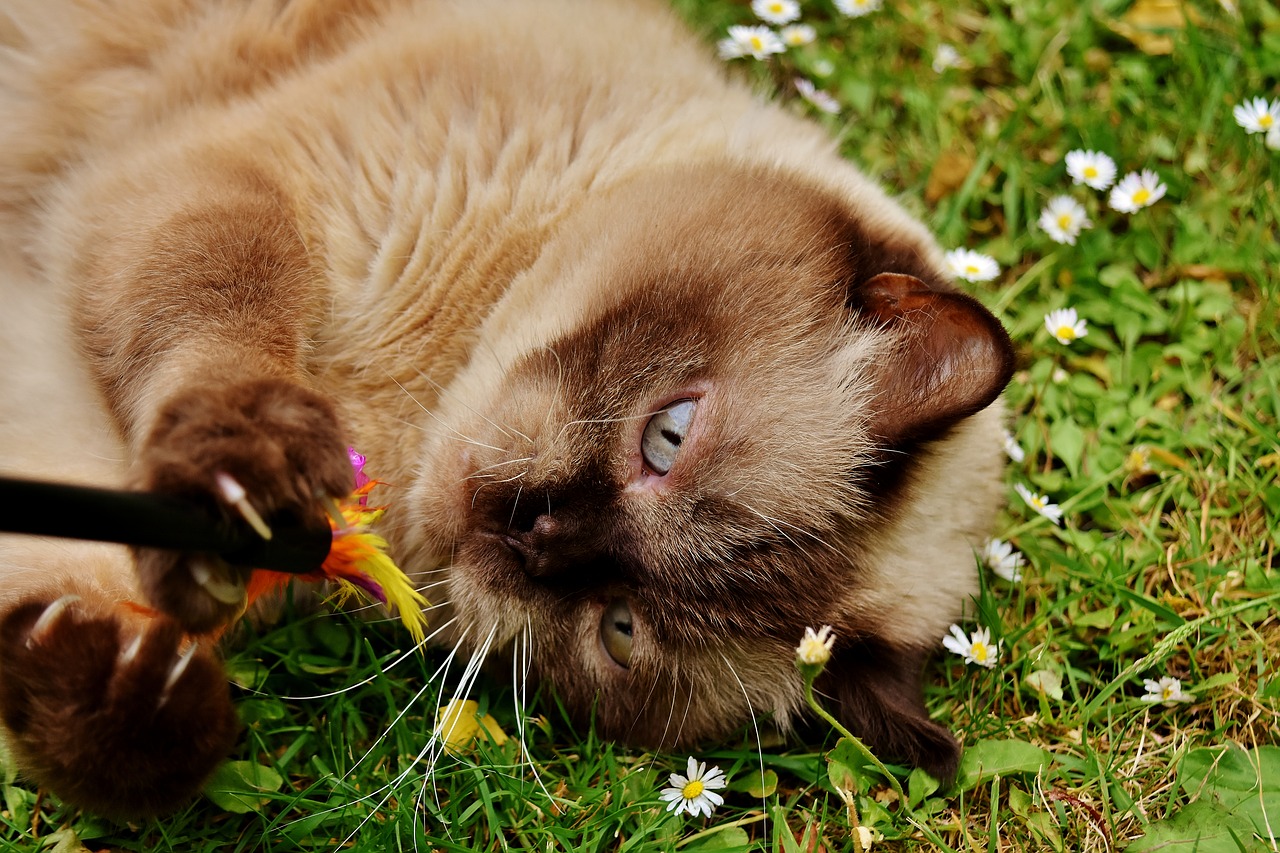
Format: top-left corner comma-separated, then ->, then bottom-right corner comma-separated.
3,0 -> 1279,850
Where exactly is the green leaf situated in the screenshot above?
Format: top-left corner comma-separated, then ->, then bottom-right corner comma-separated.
907,767 -> 941,808
203,760 -> 284,814
683,826 -> 752,851
1177,744 -> 1280,841
1049,418 -> 1087,478
727,768 -> 777,799
954,739 -> 1054,791
1125,800 -> 1266,852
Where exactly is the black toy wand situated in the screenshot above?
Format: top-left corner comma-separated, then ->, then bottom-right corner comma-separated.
0,475 -> 331,573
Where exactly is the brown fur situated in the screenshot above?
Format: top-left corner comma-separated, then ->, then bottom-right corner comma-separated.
0,0 -> 1013,817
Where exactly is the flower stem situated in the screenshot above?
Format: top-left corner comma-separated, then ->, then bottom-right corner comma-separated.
802,676 -> 905,802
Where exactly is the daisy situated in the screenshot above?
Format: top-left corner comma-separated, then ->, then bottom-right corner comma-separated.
1140,676 -> 1194,706
1003,429 -> 1025,463
660,757 -> 728,818
1064,149 -> 1117,191
795,78 -> 840,114
1015,483 -> 1063,525
811,58 -> 835,77
1108,170 -> 1167,213
981,539 -> 1025,583
751,0 -> 801,26
1038,195 -> 1092,245
796,624 -> 836,666
717,25 -> 786,61
834,0 -> 882,17
780,23 -> 816,47
1044,307 -> 1088,345
932,44 -> 961,73
943,248 -> 1000,282
1232,97 -> 1280,135
942,624 -> 1002,669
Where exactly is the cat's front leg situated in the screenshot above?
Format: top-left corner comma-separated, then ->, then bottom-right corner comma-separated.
73,160 -> 352,633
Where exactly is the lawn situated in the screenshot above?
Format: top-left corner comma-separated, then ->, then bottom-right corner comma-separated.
3,0 -> 1278,850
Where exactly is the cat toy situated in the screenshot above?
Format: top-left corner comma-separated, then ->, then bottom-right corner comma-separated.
0,448 -> 427,643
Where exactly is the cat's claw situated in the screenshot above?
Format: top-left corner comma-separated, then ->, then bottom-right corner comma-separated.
133,377 -> 351,633
0,594 -> 239,817
24,594 -> 79,649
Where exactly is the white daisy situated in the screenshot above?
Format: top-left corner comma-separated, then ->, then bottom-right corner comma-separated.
796,625 -> 836,666
1038,195 -> 1092,245
660,757 -> 728,818
780,23 -> 816,47
834,0 -> 882,17
811,57 -> 835,77
795,78 -> 840,114
1140,676 -> 1195,706
1015,483 -> 1063,525
943,248 -> 1000,283
1044,307 -> 1088,345
1232,97 -> 1280,135
1108,170 -> 1167,213
752,0 -> 801,26
718,25 -> 786,61
1003,429 -> 1025,463
942,624 -> 1002,669
981,539 -> 1025,583
932,44 -> 961,73
1064,149 -> 1117,191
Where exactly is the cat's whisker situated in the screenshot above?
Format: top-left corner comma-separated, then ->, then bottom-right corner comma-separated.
262,616 -> 457,702
721,652 -> 769,839
386,371 -> 510,452
412,366 -> 533,445
739,500 -> 840,557
330,627 -> 477,848
467,456 -> 536,477
506,483 -> 524,532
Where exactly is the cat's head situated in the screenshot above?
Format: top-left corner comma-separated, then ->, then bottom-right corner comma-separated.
401,164 -> 1013,780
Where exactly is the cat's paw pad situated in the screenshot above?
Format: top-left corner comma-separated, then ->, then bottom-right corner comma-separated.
0,595 -> 239,817
134,377 -> 352,632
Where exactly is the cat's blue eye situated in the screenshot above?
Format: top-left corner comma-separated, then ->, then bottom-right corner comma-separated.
641,399 -> 696,475
600,599 -> 633,668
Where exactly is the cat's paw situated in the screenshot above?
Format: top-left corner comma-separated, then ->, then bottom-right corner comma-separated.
0,594 -> 239,817
134,377 -> 352,632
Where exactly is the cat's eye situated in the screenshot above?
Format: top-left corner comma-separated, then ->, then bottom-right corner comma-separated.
641,399 -> 697,475
600,599 -> 633,668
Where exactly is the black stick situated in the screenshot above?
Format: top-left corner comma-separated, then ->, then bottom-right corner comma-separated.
0,476 -> 331,574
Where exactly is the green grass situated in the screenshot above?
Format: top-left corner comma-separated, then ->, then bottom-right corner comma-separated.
3,0 -> 1279,850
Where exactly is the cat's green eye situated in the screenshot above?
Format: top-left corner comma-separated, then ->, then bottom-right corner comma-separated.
641,399 -> 696,475
600,599 -> 633,668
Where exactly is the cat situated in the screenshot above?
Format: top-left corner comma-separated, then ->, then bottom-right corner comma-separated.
0,0 -> 1014,818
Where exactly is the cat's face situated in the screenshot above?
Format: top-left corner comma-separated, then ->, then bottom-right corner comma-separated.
399,165 -> 1012,763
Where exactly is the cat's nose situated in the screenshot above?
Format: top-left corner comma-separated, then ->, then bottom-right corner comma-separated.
503,513 -> 589,578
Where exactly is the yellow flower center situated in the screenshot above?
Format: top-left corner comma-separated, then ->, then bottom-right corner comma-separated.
964,264 -> 979,275
971,641 -> 989,663
1162,686 -> 1175,700
749,35 -> 764,51
1056,324 -> 1077,341
1132,188 -> 1151,205
1083,165 -> 1098,178
769,2 -> 784,11
1056,213 -> 1073,230
1031,496 -> 1045,509
1261,114 -> 1275,129
682,779 -> 705,799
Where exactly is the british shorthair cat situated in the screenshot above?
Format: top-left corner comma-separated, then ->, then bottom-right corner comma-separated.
0,0 -> 1013,817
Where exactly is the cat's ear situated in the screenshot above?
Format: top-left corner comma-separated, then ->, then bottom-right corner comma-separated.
815,639 -> 961,784
850,272 -> 1014,445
